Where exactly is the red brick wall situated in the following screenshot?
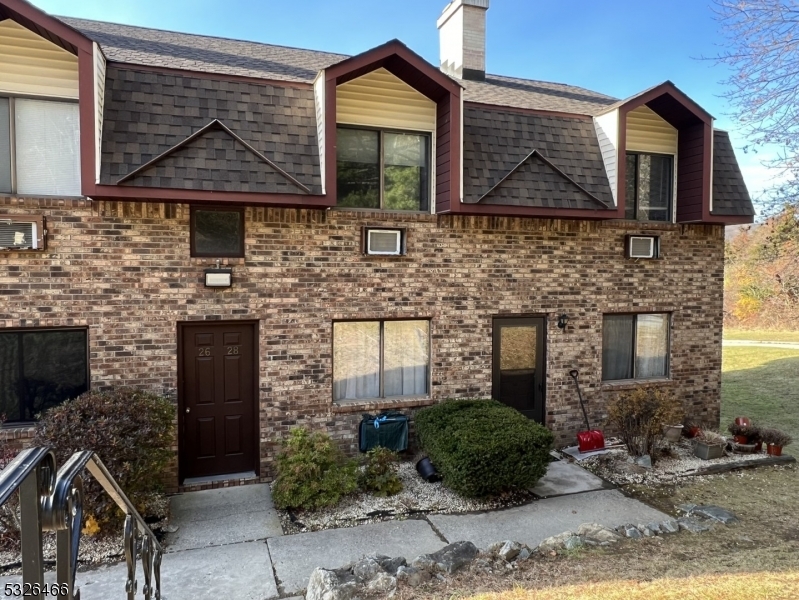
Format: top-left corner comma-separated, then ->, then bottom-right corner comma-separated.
0,197 -> 725,489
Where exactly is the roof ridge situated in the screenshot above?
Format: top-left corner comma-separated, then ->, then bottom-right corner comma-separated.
56,15 -> 351,60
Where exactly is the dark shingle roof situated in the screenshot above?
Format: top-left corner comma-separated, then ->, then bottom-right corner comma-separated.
60,16 -> 617,115
60,17 -> 346,84
462,106 -> 614,210
712,130 -> 755,217
101,67 -> 321,193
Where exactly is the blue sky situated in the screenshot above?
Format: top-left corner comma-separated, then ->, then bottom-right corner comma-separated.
32,0 -> 778,204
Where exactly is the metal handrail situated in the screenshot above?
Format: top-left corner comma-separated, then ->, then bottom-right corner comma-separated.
0,447 -> 163,600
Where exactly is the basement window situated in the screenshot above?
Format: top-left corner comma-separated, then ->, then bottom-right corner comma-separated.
0,96 -> 81,197
0,328 -> 89,422
336,127 -> 430,211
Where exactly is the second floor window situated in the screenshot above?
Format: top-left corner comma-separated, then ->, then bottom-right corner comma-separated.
625,152 -> 673,222
337,127 -> 430,211
0,97 -> 81,197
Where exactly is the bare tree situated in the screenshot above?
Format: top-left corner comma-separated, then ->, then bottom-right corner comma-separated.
712,0 -> 799,212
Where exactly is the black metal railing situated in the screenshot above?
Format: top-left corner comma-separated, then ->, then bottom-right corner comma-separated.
0,447 -> 163,600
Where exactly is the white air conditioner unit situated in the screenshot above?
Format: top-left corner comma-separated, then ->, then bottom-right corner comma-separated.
627,235 -> 658,259
366,229 -> 403,255
0,218 -> 44,250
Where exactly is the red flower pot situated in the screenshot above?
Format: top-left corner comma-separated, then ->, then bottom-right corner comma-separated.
734,435 -> 749,444
755,441 -> 763,453
735,417 -> 751,427
767,444 -> 783,457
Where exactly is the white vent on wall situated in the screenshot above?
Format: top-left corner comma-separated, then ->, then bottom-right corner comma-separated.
367,229 -> 402,255
0,220 -> 39,250
628,235 -> 657,259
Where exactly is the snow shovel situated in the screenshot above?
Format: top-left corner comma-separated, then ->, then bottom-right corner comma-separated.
568,369 -> 606,453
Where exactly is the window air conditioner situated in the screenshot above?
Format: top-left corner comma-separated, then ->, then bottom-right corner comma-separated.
627,235 -> 658,259
366,229 -> 402,255
0,218 -> 44,250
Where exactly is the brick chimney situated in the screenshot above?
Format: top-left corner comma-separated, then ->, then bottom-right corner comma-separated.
437,0 -> 489,81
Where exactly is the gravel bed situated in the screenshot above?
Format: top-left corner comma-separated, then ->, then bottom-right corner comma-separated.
278,461 -> 536,534
578,438 -> 776,486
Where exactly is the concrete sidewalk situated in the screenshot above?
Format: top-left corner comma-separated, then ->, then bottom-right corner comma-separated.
0,460 -> 669,599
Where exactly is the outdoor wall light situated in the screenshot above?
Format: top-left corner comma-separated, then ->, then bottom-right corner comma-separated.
557,314 -> 570,330
204,261 -> 233,288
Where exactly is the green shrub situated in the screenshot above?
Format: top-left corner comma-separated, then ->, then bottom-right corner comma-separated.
272,428 -> 358,510
415,399 -> 553,498
606,387 -> 683,461
33,388 -> 174,528
359,447 -> 403,497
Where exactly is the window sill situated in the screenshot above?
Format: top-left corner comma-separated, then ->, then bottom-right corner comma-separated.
600,378 -> 675,391
0,423 -> 37,439
332,396 -> 435,414
334,207 -> 433,216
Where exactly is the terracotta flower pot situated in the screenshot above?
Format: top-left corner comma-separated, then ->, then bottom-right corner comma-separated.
755,441 -> 763,453
734,435 -> 749,444
767,444 -> 783,457
735,417 -> 751,427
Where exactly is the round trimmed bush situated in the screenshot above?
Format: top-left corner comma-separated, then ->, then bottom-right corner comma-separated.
415,399 -> 553,498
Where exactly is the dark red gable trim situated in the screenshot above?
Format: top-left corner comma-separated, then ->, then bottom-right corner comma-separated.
324,39 -> 462,213
90,185 -> 335,208
0,0 -> 92,54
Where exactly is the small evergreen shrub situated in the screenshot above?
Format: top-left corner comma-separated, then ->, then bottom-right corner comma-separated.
606,387 -> 683,461
272,428 -> 358,510
415,399 -> 553,498
33,388 -> 174,528
359,447 -> 403,497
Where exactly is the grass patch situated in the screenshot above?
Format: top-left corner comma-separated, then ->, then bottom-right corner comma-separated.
466,571 -> 799,600
721,346 -> 799,451
723,329 -> 799,343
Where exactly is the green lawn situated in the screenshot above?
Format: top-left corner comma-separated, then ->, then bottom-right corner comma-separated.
723,329 -> 799,343
721,345 -> 799,451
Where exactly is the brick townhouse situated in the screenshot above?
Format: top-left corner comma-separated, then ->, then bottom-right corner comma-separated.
0,0 -> 753,491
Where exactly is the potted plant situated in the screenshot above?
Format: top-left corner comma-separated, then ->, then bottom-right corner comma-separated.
683,420 -> 701,439
747,425 -> 764,453
727,421 -> 754,444
734,416 -> 751,427
760,428 -> 793,457
693,430 -> 727,460
663,423 -> 684,442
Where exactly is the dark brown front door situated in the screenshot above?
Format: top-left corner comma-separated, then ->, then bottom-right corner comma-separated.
179,322 -> 257,480
492,317 -> 545,423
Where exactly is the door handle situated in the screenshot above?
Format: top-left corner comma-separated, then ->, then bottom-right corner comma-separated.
185,407 -> 190,414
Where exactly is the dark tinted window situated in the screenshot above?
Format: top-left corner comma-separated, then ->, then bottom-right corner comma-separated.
0,329 -> 89,422
337,128 -> 380,209
625,153 -> 673,222
191,208 -> 244,257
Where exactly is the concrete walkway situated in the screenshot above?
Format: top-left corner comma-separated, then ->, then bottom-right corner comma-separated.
0,460 -> 669,599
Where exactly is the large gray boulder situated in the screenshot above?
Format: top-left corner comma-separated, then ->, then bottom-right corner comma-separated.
426,541 -> 479,574
306,568 -> 358,600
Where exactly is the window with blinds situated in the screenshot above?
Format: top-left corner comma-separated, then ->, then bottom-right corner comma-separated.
0,96 -> 81,197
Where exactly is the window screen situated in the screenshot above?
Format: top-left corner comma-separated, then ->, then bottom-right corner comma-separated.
0,97 -> 10,194
0,328 -> 89,422
15,99 -> 81,196
602,314 -> 669,381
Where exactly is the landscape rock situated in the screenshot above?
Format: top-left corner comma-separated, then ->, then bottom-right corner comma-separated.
633,455 -> 653,469
497,540 -> 522,561
692,505 -> 739,525
563,536 -> 583,551
677,503 -> 697,514
646,522 -> 662,535
660,519 -> 680,534
622,525 -> 642,539
677,516 -> 710,533
366,572 -> 396,593
427,541 -> 479,574
517,547 -> 532,561
396,566 -> 430,587
639,524 -> 654,537
537,531 -> 574,553
306,568 -> 358,600
577,523 -> 620,544
375,556 -> 407,575
353,557 -> 383,583
410,555 -> 436,572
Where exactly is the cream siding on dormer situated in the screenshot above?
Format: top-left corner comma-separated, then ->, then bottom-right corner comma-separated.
336,68 -> 436,132
626,105 -> 677,155
0,20 -> 78,99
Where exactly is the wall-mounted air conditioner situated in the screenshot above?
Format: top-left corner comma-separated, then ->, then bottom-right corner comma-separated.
626,235 -> 658,259
365,228 -> 404,256
0,217 -> 46,251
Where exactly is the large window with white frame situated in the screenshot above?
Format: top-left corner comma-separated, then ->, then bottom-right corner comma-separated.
333,320 -> 430,402
336,127 -> 430,212
0,96 -> 81,197
602,313 -> 670,381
